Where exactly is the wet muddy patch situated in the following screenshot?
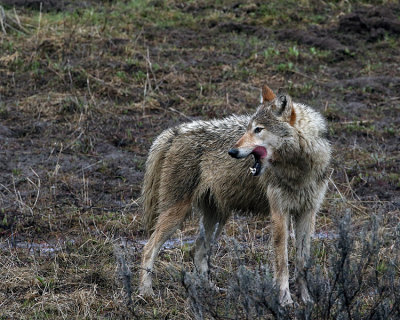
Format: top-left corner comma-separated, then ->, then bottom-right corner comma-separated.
278,3 -> 400,58
0,237 -> 76,256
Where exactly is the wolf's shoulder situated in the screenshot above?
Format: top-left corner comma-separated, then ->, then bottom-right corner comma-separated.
294,103 -> 328,137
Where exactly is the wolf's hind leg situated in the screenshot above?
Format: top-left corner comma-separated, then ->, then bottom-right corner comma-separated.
139,200 -> 192,296
193,207 -> 227,276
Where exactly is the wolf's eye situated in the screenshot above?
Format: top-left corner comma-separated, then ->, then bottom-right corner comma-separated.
254,127 -> 263,134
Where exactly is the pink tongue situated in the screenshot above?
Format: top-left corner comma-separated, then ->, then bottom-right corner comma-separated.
252,146 -> 267,159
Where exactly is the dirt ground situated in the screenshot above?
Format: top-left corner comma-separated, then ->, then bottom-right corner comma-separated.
0,0 -> 399,319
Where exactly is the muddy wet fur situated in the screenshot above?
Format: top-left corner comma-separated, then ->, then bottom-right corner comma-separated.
139,85 -> 331,305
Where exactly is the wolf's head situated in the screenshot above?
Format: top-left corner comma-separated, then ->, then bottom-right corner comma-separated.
228,85 -> 296,176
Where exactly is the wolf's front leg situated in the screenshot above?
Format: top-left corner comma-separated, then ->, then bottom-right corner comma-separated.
271,209 -> 293,306
294,210 -> 316,304
193,212 -> 226,276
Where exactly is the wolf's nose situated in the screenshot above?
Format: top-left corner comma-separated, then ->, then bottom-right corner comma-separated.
228,148 -> 239,158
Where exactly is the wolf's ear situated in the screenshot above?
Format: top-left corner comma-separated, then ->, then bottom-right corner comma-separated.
261,85 -> 276,103
272,92 -> 296,126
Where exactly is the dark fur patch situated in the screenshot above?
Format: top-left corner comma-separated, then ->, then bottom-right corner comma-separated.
319,128 -> 329,139
165,128 -> 179,145
289,108 -> 296,126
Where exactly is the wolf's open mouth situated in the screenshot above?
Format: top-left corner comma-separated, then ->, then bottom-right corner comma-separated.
249,146 -> 267,176
250,154 -> 261,176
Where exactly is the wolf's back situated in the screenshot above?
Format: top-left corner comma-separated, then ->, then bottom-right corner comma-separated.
141,128 -> 176,232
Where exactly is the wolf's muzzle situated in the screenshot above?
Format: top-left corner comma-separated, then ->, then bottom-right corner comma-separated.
228,148 -> 240,158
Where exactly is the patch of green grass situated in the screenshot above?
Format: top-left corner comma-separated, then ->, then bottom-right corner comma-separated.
12,168 -> 22,176
310,14 -> 325,24
309,46 -> 331,59
360,60 -> 383,74
134,70 -> 146,82
387,173 -> 400,187
1,40 -> 15,52
116,70 -> 128,81
230,34 -> 265,57
30,60 -> 44,75
275,61 -> 294,72
1,213 -> 8,227
344,122 -> 376,134
288,45 -> 300,59
262,46 -> 280,61
119,0 -> 196,28
0,103 -> 8,118
382,33 -> 398,48
288,81 -> 314,96
234,66 -> 258,80
385,126 -> 396,136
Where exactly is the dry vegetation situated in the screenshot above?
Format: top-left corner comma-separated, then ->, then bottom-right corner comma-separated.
0,0 -> 399,319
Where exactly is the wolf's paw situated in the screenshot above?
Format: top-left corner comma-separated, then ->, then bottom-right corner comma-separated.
300,287 -> 314,305
279,288 -> 294,307
139,286 -> 154,298
297,277 -> 314,304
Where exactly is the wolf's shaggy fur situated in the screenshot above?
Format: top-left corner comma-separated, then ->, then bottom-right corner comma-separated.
139,85 -> 331,305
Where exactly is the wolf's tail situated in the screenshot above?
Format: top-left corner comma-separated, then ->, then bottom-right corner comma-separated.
141,128 -> 175,232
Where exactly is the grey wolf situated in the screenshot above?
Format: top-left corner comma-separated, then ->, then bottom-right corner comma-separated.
139,85 -> 331,305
